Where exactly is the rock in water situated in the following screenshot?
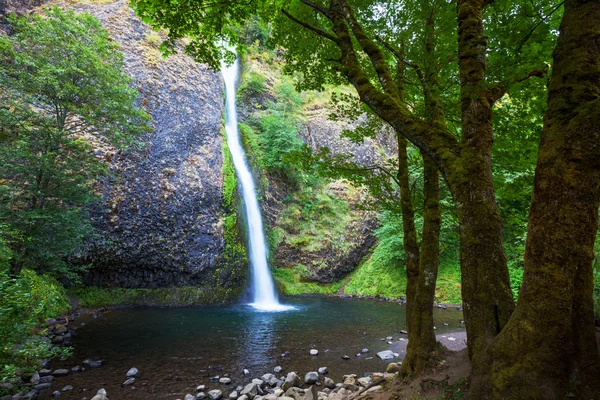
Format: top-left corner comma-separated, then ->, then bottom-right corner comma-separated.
197,385 -> 206,392
243,369 -> 250,375
185,395 -> 196,400
304,372 -> 319,385
52,369 -> 69,377
208,390 -> 223,400
281,372 -> 300,391
376,350 -> 395,360
273,366 -> 282,373
126,367 -> 138,378
90,388 -> 108,400
219,378 -> 232,384
309,349 -> 318,356
229,391 -> 238,399
83,359 -> 102,368
197,392 -> 206,399
122,378 -> 135,387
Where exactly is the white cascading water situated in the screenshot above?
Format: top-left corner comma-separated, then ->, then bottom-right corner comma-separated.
221,56 -> 293,312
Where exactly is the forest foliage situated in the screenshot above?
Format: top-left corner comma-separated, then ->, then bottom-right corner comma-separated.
0,7 -> 148,385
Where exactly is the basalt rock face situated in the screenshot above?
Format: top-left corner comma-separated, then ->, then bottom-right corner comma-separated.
52,1 -> 233,289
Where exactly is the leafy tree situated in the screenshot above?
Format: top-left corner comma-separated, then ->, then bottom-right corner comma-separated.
131,0 -> 600,395
0,7 -> 149,281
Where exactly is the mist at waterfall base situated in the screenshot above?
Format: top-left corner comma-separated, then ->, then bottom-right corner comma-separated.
39,298 -> 464,400
222,55 -> 293,312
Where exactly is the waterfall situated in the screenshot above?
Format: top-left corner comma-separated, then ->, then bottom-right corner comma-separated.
221,56 -> 292,312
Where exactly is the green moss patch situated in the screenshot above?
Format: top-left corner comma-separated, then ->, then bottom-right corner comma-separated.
70,285 -> 241,308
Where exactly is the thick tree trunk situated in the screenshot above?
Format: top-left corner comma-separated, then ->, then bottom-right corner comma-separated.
393,44 -> 421,334
468,0 -> 600,398
402,155 -> 441,374
398,135 -> 421,334
453,0 -> 515,364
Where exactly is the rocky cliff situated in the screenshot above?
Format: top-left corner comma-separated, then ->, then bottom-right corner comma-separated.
37,0 -> 242,291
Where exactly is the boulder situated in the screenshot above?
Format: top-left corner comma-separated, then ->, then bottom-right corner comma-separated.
323,378 -> 335,390
33,383 -> 51,391
82,360 -> 102,368
229,391 -> 238,400
304,386 -> 318,400
260,374 -> 274,382
208,390 -> 223,400
90,388 -> 108,400
197,393 -> 206,399
376,350 -> 395,360
304,372 -> 318,385
283,387 -> 305,400
386,363 -> 401,373
240,383 -> 260,399
122,378 -> 135,387
126,368 -> 138,378
357,377 -> 371,387
281,372 -> 300,391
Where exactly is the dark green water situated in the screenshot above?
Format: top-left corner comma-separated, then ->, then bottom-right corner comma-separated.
41,297 -> 463,399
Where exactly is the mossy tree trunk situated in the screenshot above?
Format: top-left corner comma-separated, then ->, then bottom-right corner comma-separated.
468,1 -> 600,398
402,155 -> 441,374
394,41 -> 421,335
398,134 -> 421,334
454,0 -> 515,366
402,8 -> 443,374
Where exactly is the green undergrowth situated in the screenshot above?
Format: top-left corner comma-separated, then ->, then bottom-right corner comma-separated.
0,267 -> 72,384
273,266 -> 343,295
222,128 -> 248,272
69,285 -> 240,308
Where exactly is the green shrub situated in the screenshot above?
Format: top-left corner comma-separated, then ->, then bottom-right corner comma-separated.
0,267 -> 71,384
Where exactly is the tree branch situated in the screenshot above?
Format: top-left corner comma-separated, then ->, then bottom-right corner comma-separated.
336,0 -> 401,99
487,66 -> 548,103
281,9 -> 339,43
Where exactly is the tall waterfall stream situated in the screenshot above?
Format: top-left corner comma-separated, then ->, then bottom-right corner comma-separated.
221,57 -> 292,311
